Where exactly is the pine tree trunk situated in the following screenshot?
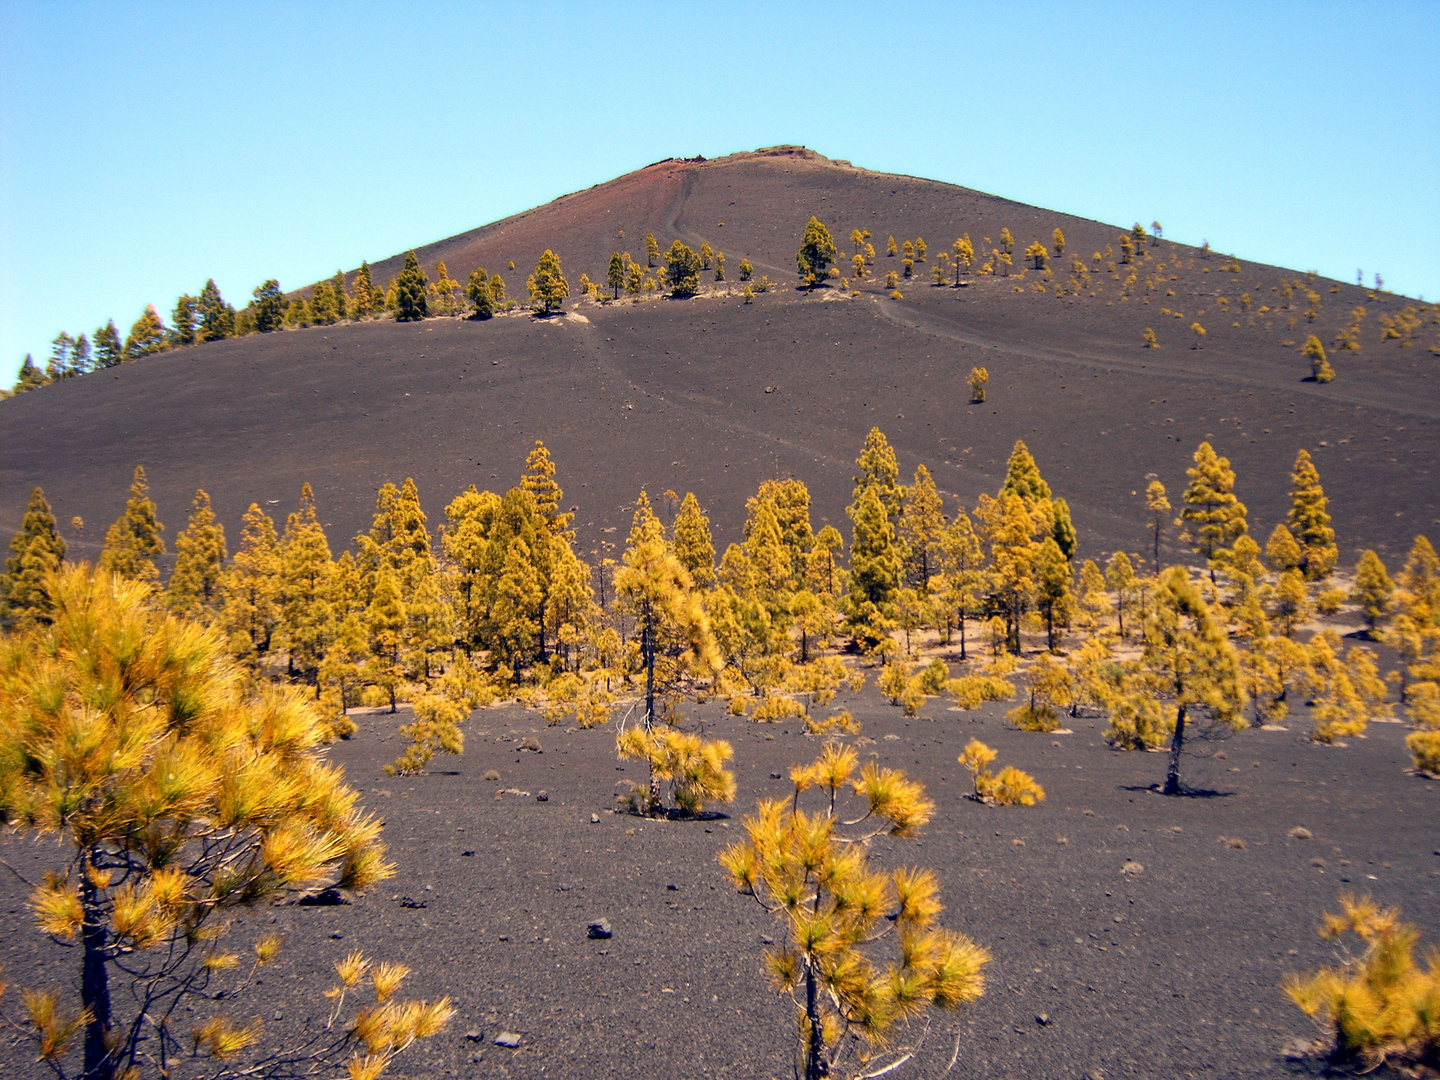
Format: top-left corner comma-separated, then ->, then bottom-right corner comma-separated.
643,604 -> 660,811
80,858 -> 114,1080
804,962 -> 827,1080
958,608 -> 967,661
1163,704 -> 1188,795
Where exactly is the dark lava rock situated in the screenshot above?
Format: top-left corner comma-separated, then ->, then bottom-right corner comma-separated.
536,790 -> 549,802
587,918 -> 613,939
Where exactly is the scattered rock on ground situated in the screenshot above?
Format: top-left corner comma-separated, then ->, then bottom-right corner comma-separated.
587,918 -> 613,939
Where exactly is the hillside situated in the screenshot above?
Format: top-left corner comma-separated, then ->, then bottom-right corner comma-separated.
2,145 -> 1436,573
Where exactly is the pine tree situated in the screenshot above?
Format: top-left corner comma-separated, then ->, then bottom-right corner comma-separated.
663,240 -> 701,297
719,743 -> 988,1080
278,483 -> 334,685
14,353 -> 47,392
644,232 -> 659,267
489,271 -> 506,304
2,487 -> 66,622
1286,448 -> 1338,579
1265,523 -> 1303,573
165,489 -> 227,617
1135,567 -> 1246,794
851,426 -> 907,524
607,251 -> 625,299
845,485 -> 902,643
900,464 -> 946,588
99,465 -> 165,582
430,261 -> 460,315
738,256 -> 753,281
1025,241 -> 1048,270
1105,550 -> 1137,637
93,319 -> 123,367
940,511 -> 986,658
1051,496 -> 1077,561
526,249 -> 569,313
968,366 -> 989,403
352,261 -> 376,318
123,305 -> 167,360
251,280 -> 285,332
394,251 -> 429,321
1052,227 -> 1066,257
886,235 -> 897,256
796,216 -> 838,287
1034,537 -> 1073,651
219,503 -> 281,657
198,278 -> 235,341
0,565 -> 425,1080
953,235 -> 974,282
672,492 -> 716,587
714,251 -> 725,281
467,269 -> 494,318
982,492 -> 1038,654
1143,327 -> 1159,348
366,560 -> 408,712
169,294 -> 198,347
1303,335 -> 1335,382
1000,439 -> 1052,504
330,270 -> 349,320
1351,549 -> 1394,633
1180,441 -> 1248,579
47,331 -> 76,380
309,279 -> 338,325
1146,479 -> 1171,569
521,440 -> 574,537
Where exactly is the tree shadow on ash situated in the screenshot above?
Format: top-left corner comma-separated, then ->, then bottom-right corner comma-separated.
1120,783 -> 1235,799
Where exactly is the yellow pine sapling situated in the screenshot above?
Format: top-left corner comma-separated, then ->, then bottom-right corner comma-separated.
1007,652 -> 1072,731
1284,893 -> 1440,1070
968,365 -> 989,403
719,743 -> 990,1080
1303,335 -> 1336,382
958,740 -> 1045,806
0,565 -> 453,1080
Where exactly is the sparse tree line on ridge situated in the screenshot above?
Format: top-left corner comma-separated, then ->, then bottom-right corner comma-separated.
10,215 -> 1436,401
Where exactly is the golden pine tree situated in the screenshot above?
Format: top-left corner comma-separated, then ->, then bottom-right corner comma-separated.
366,560 -> 408,711
1264,523 -> 1303,574
900,465 -> 946,588
1145,479 -> 1171,569
165,489 -> 227,617
796,216 -> 838,286
99,465 -> 165,582
1287,448 -> 1338,579
1179,441 -> 1248,580
1137,567 -> 1244,794
278,483 -> 334,685
1350,549 -> 1394,633
720,743 -> 988,1080
219,503 -> 281,658
671,492 -> 716,588
526,249 -> 570,313
0,564 -> 436,1080
1,487 -> 66,623
968,365 -> 989,403
1105,550 -> 1138,636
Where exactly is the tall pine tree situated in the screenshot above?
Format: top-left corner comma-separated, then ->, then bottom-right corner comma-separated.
394,251 -> 429,321
99,466 -> 165,582
1180,441 -> 1248,580
165,489 -> 227,617
2,487 -> 66,622
1287,448 -> 1338,580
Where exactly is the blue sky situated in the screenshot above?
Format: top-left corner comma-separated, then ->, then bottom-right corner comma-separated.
2,2 -> 1436,381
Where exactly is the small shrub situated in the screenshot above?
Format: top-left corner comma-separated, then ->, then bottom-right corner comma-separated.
890,289 -> 903,300
615,727 -> 736,815
753,693 -> 806,723
958,739 -> 1045,806
1285,893 -> 1440,1069
1316,587 -> 1347,615
805,709 -> 861,736
1408,729 -> 1440,774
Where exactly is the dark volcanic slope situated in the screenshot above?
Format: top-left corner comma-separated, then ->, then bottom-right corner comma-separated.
2,145 -> 1437,569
